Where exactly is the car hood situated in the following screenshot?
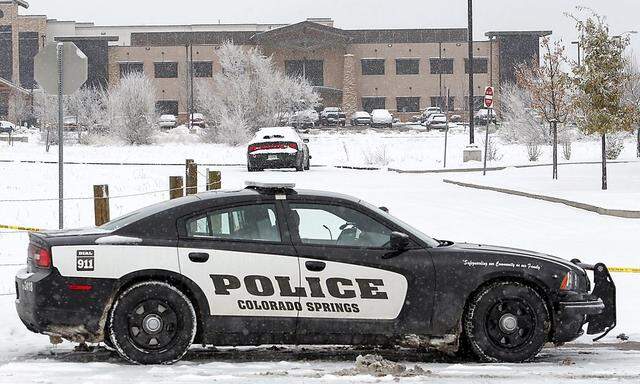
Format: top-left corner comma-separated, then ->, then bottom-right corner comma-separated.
452,242 -> 580,271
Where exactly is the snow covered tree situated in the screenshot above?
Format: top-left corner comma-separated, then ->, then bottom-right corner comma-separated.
108,72 -> 158,145
196,42 -> 318,145
66,86 -> 108,143
622,54 -> 640,157
498,82 -> 546,144
570,11 -> 638,190
8,91 -> 31,127
32,89 -> 60,151
516,37 -> 573,176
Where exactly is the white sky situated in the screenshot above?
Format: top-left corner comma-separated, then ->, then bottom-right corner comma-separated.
25,0 -> 640,61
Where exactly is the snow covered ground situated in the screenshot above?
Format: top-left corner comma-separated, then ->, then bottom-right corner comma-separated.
1,129 -> 640,382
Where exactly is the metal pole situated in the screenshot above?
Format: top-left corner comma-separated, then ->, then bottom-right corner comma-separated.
438,41 -> 442,109
467,0 -> 475,144
483,110 -> 490,176
57,43 -> 64,229
189,44 -> 194,129
577,42 -> 581,67
553,121 -> 558,180
443,88 -> 450,168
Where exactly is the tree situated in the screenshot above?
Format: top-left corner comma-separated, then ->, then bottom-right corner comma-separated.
570,11 -> 637,190
196,42 -> 318,145
32,89 -> 60,151
622,53 -> 640,157
66,86 -> 108,143
516,37 -> 573,178
108,72 -> 158,145
9,91 -> 31,127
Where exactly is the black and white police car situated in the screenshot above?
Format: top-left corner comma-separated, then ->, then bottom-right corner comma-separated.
247,127 -> 310,172
15,182 -> 616,364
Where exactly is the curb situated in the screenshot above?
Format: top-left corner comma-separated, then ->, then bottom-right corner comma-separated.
442,179 -> 640,219
391,160 -> 640,174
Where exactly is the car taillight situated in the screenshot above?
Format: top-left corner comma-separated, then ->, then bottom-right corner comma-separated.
248,144 -> 258,152
248,142 -> 297,152
287,142 -> 298,150
32,246 -> 51,269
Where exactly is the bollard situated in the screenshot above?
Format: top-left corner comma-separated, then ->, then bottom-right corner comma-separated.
93,184 -> 110,226
186,159 -> 198,195
170,176 -> 184,200
207,170 -> 221,191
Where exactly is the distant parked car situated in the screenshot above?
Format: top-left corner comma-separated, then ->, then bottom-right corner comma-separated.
424,113 -> 448,130
370,109 -> 393,128
0,121 -> 15,134
320,107 -> 346,127
289,109 -> 319,129
63,116 -> 78,131
420,107 -> 442,123
158,114 -> 177,129
350,111 -> 371,126
189,113 -> 206,128
474,109 -> 497,125
247,126 -> 310,172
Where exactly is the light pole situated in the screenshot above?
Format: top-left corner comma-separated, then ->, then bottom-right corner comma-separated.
570,40 -> 581,67
467,0 -> 475,144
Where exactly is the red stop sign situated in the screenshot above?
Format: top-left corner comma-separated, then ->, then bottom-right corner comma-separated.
484,86 -> 494,109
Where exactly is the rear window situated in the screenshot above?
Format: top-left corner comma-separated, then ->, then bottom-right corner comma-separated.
100,197 -> 197,231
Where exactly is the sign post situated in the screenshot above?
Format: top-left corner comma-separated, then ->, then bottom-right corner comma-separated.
482,86 -> 494,176
34,42 -> 88,229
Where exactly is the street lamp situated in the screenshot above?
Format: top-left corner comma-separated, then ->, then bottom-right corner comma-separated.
570,40 -> 581,67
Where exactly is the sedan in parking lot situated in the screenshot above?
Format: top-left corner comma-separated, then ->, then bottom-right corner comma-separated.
350,111 -> 371,126
247,127 -> 310,172
370,109 -> 393,128
424,113 -> 448,130
159,114 -> 177,129
0,121 -> 15,134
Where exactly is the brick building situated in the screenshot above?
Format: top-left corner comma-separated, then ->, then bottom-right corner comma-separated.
0,0 -> 551,123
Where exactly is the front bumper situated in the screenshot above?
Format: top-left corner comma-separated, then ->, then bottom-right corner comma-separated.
15,267 -> 115,342
553,262 -> 616,343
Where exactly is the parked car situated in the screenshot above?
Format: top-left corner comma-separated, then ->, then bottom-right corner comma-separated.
424,113 -> 448,130
158,114 -> 177,129
247,126 -> 310,172
320,107 -> 346,127
420,107 -> 442,123
370,109 -> 393,128
0,121 -> 15,134
350,111 -> 371,126
289,109 -> 319,129
63,116 -> 78,131
15,182 -> 615,364
189,113 -> 206,128
474,108 -> 497,125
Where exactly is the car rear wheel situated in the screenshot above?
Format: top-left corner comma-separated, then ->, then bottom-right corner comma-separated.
304,157 -> 310,170
108,281 -> 197,365
464,281 -> 549,363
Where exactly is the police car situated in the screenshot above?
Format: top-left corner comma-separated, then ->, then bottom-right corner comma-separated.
15,182 -> 616,364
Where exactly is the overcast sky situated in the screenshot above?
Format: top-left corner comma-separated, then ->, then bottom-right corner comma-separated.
26,0 -> 640,60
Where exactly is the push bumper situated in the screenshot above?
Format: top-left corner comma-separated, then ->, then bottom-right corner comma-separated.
554,262 -> 616,343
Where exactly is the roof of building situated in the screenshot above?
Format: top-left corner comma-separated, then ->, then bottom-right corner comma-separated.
0,77 -> 30,95
485,30 -> 552,38
0,0 -> 29,8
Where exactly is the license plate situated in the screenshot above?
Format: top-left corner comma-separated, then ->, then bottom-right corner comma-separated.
267,155 -> 279,161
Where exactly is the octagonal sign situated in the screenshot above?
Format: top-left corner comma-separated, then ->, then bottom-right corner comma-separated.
34,42 -> 88,95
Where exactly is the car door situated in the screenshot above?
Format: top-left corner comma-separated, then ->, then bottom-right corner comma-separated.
283,196 -> 435,345
176,200 -> 300,344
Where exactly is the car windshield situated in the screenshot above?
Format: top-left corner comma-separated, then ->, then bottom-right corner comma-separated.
358,200 -> 440,248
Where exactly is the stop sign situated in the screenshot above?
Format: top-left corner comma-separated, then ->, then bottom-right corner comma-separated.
34,42 -> 88,95
484,86 -> 494,109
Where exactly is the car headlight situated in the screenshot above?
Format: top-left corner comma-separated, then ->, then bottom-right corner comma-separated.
560,270 -> 578,291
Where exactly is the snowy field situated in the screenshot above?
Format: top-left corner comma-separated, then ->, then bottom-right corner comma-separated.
1,130 -> 640,382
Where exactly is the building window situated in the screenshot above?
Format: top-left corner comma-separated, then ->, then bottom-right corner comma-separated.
430,96 -> 455,111
396,97 -> 420,112
362,97 -> 386,112
464,58 -> 488,74
193,61 -> 213,78
119,62 -> 144,78
156,100 -> 179,116
284,60 -> 324,86
464,96 -> 486,111
361,59 -> 385,75
396,58 -> 419,75
429,58 -> 454,74
154,62 -> 178,78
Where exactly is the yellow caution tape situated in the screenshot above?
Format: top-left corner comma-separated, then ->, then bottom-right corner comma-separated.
608,267 -> 640,274
0,224 -> 41,232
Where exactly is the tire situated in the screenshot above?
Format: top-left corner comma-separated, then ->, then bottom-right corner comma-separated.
296,160 -> 304,172
304,157 -> 310,170
108,281 -> 197,365
463,281 -> 549,363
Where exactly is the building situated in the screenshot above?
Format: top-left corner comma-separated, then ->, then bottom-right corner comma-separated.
0,0 -> 551,123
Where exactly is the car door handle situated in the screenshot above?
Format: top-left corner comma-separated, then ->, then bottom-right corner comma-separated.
305,261 -> 326,272
188,252 -> 209,263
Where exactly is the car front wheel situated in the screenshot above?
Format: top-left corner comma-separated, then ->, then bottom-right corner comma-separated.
464,281 -> 549,363
108,281 -> 197,365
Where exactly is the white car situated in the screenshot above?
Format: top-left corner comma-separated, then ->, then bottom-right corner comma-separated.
420,107 -> 442,123
247,127 -> 310,172
370,109 -> 393,128
350,111 -> 371,126
189,113 -> 206,128
424,113 -> 448,130
289,109 -> 319,128
158,114 -> 177,129
0,121 -> 16,134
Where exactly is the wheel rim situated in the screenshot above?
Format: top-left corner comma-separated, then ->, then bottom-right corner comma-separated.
485,298 -> 537,349
127,299 -> 179,351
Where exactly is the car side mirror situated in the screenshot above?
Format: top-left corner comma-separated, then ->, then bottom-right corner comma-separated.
379,206 -> 389,213
303,138 -> 309,143
390,232 -> 410,251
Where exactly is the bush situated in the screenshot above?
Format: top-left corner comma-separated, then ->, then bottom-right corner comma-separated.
562,140 -> 572,160
482,136 -> 503,161
606,133 -> 625,160
362,145 -> 391,167
527,143 -> 542,161
108,72 -> 158,145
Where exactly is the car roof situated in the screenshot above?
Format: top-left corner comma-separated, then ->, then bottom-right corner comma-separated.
252,126 -> 300,141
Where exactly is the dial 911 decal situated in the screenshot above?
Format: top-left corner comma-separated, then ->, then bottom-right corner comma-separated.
76,250 -> 95,271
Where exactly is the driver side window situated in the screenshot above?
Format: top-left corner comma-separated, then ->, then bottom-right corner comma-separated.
288,203 -> 391,248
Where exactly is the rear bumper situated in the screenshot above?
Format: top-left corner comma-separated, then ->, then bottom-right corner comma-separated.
248,152 -> 301,169
553,262 -> 616,343
15,267 -> 116,342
